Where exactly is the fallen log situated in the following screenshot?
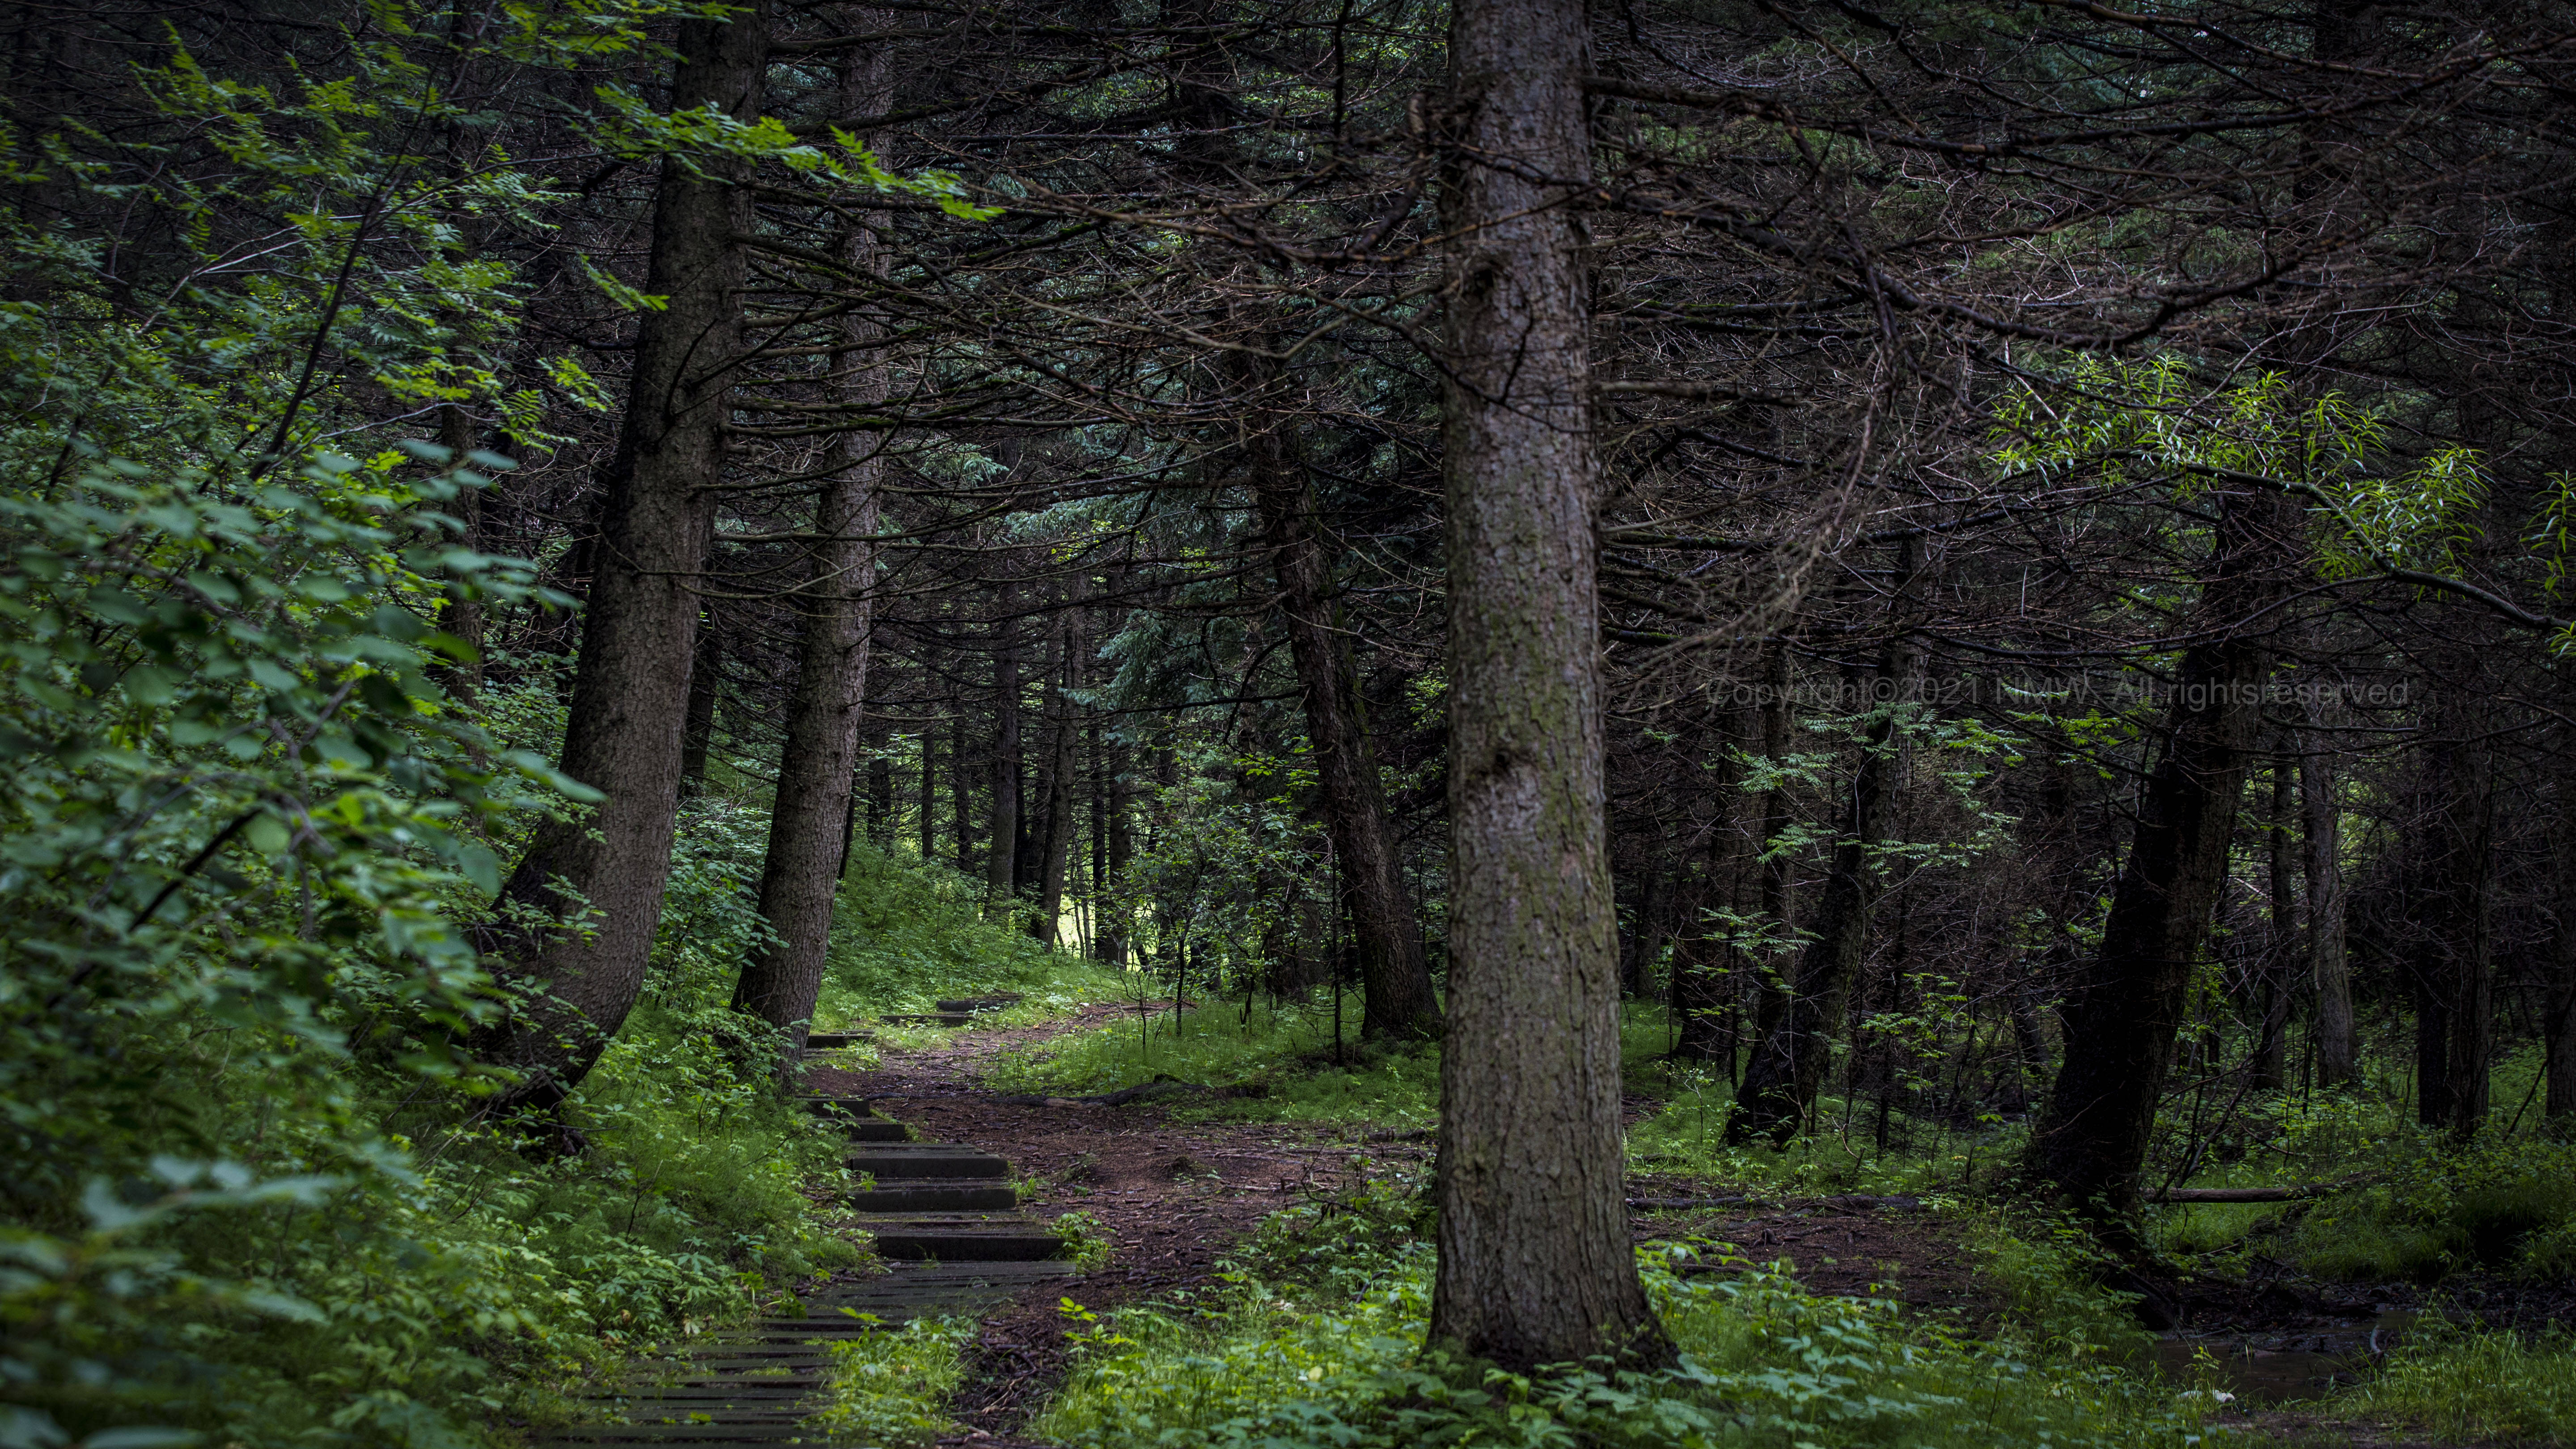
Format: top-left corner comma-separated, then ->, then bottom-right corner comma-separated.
2152,1183 -> 2342,1203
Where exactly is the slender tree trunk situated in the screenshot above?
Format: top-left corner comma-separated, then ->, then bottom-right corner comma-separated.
1431,0 -> 1668,1370
2025,488 -> 2291,1231
1097,737 -> 1132,964
680,594 -> 720,792
869,738 -> 894,848
733,37 -> 886,1050
1729,653 -> 1911,1144
918,723 -> 939,860
2301,694 -> 2355,1085
2256,745 -> 2294,1091
1245,389 -> 1442,1040
1032,615 -> 1078,946
1754,639 -> 1796,1039
987,602 -> 1022,917
472,1 -> 768,1119
433,403 -> 486,703
2550,791 -> 2576,1124
1669,871 -> 1730,1059
951,709 -> 974,872
2422,693 -> 2496,1137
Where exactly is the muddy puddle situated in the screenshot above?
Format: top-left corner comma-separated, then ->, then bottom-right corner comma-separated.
2145,1312 -> 2417,1403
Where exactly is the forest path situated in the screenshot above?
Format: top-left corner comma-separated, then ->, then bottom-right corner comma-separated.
804,1000 -> 1390,1440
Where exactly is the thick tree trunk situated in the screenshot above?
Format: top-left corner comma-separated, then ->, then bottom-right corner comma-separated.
471,2 -> 767,1118
1431,0 -> 1668,1371
2025,488 -> 2289,1230
2301,695 -> 2355,1085
733,41 -> 887,1051
1246,400 -> 1442,1040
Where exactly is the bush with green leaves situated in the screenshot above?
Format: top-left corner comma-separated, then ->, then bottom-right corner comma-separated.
2288,1137 -> 2576,1284
0,7 -> 875,1445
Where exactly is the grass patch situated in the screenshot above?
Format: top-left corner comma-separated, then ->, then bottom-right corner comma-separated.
2335,1320 -> 2576,1443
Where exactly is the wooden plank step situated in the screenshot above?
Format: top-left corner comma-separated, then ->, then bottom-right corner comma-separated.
801,1031 -> 873,1049
879,1012 -> 971,1027
843,1119 -> 907,1142
934,993 -> 1023,1013
797,1097 -> 874,1119
849,1177 -> 1016,1210
847,1147 -> 1007,1179
866,1215 -> 1065,1262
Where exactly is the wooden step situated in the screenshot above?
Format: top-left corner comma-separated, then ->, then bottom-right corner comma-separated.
849,1176 -> 1017,1211
934,992 -> 1024,1013
880,1012 -> 971,1027
801,1030 -> 873,1049
848,1145 -> 1008,1179
863,1213 -> 1066,1261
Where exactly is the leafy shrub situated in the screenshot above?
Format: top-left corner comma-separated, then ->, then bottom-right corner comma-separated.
805,1316 -> 974,1448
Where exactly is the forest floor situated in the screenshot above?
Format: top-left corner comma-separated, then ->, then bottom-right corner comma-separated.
803,1006 -> 2524,1449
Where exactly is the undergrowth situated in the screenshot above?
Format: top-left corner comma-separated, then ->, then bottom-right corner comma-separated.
2337,1318 -> 2576,1443
815,846 -> 1132,1030
1034,1178 -> 2227,1449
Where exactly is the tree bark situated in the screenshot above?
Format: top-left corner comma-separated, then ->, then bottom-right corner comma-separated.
2025,487 -> 2290,1231
1431,0 -> 1669,1371
1246,398 -> 1443,1040
2301,692 -> 2355,1085
733,37 -> 887,1051
471,0 -> 768,1117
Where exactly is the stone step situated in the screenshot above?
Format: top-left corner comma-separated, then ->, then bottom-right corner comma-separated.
864,1213 -> 1065,1261
847,1145 -> 1008,1179
849,1177 -> 1018,1211
880,1012 -> 971,1027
